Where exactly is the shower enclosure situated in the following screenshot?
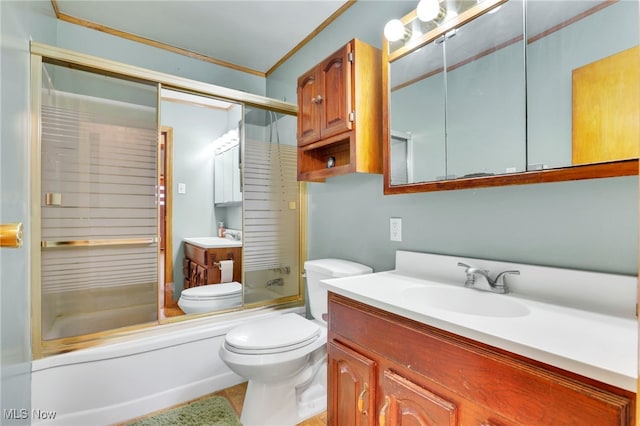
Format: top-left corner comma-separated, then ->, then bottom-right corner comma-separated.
39,62 -> 159,341
31,43 -> 302,357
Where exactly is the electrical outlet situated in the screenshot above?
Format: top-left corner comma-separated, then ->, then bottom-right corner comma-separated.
390,217 -> 402,242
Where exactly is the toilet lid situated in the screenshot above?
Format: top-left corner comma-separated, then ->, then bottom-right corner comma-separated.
181,282 -> 242,300
225,313 -> 321,355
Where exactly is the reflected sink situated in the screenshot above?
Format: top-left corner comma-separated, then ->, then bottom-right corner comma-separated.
183,236 -> 242,248
403,286 -> 530,318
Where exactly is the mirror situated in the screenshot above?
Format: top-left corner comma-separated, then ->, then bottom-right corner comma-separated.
160,89 -> 244,318
384,0 -> 639,193
159,90 -> 302,319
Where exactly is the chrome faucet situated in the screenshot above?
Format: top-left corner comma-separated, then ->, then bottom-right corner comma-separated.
457,262 -> 520,294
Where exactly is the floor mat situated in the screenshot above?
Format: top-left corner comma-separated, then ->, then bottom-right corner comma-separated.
127,396 -> 241,426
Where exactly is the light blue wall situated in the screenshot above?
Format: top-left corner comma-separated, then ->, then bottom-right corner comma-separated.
267,1 -> 638,276
306,174 -> 637,275
1,1 -> 57,422
55,20 -> 266,96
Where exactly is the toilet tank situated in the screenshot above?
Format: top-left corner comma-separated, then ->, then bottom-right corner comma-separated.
304,258 -> 373,322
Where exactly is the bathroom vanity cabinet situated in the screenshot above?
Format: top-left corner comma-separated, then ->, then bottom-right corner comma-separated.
327,292 -> 634,426
296,38 -> 383,182
183,243 -> 242,288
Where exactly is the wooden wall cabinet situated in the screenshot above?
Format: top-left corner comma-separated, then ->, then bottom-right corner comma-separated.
214,145 -> 242,205
327,292 -> 635,426
297,39 -> 383,182
183,243 -> 242,289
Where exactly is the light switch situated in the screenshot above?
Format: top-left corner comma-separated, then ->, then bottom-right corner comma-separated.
178,183 -> 186,194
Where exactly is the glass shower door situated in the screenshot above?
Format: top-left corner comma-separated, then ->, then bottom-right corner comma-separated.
242,107 -> 300,305
39,62 -> 159,340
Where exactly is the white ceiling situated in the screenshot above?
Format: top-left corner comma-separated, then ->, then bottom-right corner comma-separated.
54,0 -> 351,75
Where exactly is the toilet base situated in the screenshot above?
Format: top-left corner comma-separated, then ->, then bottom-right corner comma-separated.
240,352 -> 327,426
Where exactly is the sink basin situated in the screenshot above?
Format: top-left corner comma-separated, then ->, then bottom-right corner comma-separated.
402,286 -> 530,318
183,236 -> 242,248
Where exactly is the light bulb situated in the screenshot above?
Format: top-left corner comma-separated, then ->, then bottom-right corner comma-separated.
384,19 -> 406,42
417,0 -> 440,22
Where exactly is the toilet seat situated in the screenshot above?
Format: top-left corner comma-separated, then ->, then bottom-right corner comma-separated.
180,282 -> 241,301
224,313 -> 321,355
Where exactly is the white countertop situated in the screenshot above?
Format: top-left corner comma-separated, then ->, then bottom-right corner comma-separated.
321,270 -> 637,392
183,236 -> 242,248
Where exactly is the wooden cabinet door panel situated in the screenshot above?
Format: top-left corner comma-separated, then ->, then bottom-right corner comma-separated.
328,341 -> 376,426
321,43 -> 353,140
184,245 -> 242,286
297,69 -> 321,146
379,370 -> 457,426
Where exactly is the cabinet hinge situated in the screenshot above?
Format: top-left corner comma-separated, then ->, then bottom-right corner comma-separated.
349,111 -> 355,122
348,51 -> 354,63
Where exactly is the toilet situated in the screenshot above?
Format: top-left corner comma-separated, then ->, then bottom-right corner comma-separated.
177,282 -> 242,314
219,258 -> 373,426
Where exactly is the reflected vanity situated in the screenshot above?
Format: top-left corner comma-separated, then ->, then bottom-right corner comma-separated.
383,0 -> 639,193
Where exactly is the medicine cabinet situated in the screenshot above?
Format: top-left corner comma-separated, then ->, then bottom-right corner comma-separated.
383,0 -> 639,194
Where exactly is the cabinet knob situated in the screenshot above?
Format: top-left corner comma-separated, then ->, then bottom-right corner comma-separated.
311,95 -> 323,104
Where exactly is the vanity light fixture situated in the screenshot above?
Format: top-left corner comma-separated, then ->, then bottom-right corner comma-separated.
384,18 -> 411,42
384,0 -> 446,43
416,0 -> 444,22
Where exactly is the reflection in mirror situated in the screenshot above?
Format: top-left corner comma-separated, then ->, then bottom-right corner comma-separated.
526,0 -> 639,170
390,39 -> 445,184
384,0 -> 639,193
159,91 -> 301,319
445,1 -> 525,178
159,89 -> 244,318
390,130 -> 414,184
389,0 -> 525,184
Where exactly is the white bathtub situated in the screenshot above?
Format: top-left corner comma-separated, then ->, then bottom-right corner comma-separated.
31,306 -> 304,425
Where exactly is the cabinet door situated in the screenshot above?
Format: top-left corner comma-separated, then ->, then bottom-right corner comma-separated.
320,42 -> 353,140
297,68 -> 322,146
328,341 -> 376,426
231,145 -> 242,202
378,370 -> 457,426
222,149 -> 233,202
214,153 -> 225,204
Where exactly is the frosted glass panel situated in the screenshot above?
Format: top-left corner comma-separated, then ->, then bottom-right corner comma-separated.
242,108 -> 299,305
40,63 -> 158,340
